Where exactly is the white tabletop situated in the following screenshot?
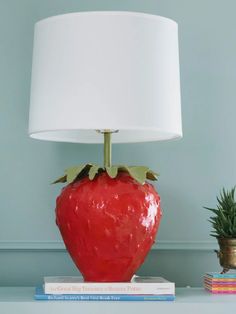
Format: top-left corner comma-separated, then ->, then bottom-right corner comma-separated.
0,287 -> 235,314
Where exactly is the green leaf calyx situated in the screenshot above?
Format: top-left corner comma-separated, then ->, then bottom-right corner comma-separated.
53,164 -> 159,185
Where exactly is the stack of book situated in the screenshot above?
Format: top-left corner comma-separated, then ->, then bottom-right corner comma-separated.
204,272 -> 236,294
35,276 -> 175,301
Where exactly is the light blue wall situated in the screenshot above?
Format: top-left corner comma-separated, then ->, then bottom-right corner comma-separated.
1,0 -> 236,286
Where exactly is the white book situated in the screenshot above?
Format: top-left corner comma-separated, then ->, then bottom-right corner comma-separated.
44,276 -> 175,295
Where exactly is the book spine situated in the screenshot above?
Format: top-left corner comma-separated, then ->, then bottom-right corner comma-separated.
205,286 -> 236,291
204,281 -> 236,287
205,288 -> 236,294
35,294 -> 175,301
206,273 -> 236,279
44,283 -> 175,295
204,278 -> 236,283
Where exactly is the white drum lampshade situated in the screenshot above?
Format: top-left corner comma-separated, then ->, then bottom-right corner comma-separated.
29,11 -> 182,143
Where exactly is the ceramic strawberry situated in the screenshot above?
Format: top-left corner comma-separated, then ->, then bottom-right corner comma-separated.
54,164 -> 162,282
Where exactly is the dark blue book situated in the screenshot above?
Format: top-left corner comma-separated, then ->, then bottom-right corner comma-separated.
35,286 -> 175,301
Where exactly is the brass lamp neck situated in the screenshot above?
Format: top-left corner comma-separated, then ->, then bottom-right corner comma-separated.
96,129 -> 118,168
104,132 -> 112,168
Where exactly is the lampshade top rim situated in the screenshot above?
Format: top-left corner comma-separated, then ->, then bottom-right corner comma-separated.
35,11 -> 178,27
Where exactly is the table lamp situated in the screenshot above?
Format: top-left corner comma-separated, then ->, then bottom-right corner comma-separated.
29,11 -> 182,282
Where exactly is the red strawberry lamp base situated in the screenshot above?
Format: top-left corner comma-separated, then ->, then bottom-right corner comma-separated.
55,172 -> 162,282
54,131 -> 162,282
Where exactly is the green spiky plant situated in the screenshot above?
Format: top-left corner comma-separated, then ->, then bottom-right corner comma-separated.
204,187 -> 236,238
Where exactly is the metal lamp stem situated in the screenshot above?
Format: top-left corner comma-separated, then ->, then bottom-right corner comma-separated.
104,132 -> 112,168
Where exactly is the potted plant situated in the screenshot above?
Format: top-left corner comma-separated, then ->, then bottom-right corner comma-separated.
204,187 -> 236,273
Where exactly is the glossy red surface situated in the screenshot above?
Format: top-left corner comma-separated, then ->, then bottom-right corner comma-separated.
56,172 -> 162,282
